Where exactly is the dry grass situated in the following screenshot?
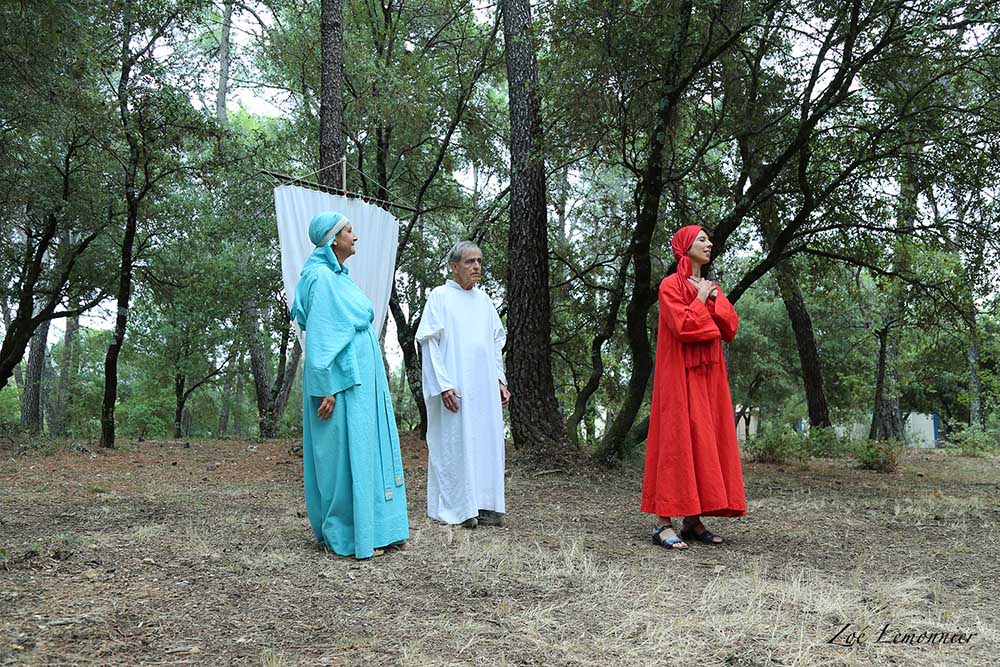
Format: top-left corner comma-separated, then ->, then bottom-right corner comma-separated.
1,437 -> 997,666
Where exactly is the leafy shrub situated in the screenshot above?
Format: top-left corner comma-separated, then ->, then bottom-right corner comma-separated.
854,439 -> 904,473
0,381 -> 20,423
944,426 -> 1000,457
804,427 -> 856,458
118,398 -> 173,439
744,430 -> 806,464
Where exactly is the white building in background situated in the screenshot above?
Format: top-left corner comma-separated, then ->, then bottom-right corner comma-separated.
835,413 -> 940,448
734,407 -> 759,442
735,409 -> 940,448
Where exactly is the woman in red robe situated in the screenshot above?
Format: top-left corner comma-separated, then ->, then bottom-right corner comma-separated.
642,225 -> 746,550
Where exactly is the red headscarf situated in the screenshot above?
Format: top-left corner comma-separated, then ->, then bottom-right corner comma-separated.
670,225 -> 720,372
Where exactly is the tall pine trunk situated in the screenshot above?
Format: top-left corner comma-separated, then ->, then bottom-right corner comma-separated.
215,1 -> 233,123
501,0 -> 568,455
869,325 -> 905,441
320,0 -> 346,185
51,311 -> 79,437
966,318 -> 983,427
20,321 -> 50,434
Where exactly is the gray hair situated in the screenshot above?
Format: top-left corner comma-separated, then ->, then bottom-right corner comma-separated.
447,240 -> 481,267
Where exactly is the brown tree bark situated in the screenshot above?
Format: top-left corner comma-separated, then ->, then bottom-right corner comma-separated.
966,331 -> 983,427
233,353 -> 246,437
20,321 -> 50,434
258,320 -> 301,438
869,324 -> 905,441
51,311 -> 79,437
320,0 -> 346,186
173,356 -> 232,439
777,276 -> 831,427
501,0 -> 568,455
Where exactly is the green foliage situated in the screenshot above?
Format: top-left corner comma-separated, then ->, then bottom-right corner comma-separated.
3,0 -> 1000,456
854,440 -> 905,474
944,426 -> 1000,458
745,426 -> 860,464
804,427 -> 858,459
744,429 -> 805,465
0,381 -> 19,425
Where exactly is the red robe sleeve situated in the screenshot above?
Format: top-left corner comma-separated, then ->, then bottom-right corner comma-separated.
661,277 -> 720,343
708,290 -> 739,343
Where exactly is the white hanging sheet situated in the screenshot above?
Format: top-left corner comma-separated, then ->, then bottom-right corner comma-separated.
274,184 -> 399,337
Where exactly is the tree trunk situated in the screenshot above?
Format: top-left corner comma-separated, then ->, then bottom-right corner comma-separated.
259,323 -> 301,439
389,291 -> 427,438
320,0 -> 346,186
0,211 -> 63,390
0,299 -> 24,390
755,177 -> 832,429
20,320 -> 50,434
501,0 -> 568,455
43,351 -> 57,435
101,0 -> 146,449
271,340 -> 302,430
239,257 -> 272,436
869,325 -> 905,441
51,311 -> 79,437
215,0 -> 233,123
100,196 -> 139,449
217,349 -> 240,436
233,353 -> 245,437
776,267 -> 832,427
967,323 -> 983,427
174,371 -> 186,438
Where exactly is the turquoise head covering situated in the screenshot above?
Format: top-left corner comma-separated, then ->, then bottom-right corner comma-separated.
309,211 -> 349,246
308,211 -> 350,272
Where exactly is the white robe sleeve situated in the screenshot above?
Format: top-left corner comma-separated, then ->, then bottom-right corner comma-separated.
492,303 -> 507,386
416,290 -> 455,397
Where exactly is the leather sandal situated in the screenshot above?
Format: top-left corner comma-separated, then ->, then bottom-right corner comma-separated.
652,524 -> 688,550
680,519 -> 723,545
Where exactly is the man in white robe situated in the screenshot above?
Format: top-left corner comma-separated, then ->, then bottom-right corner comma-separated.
416,241 -> 511,528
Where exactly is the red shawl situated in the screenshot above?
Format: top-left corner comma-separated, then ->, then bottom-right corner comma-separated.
671,225 -> 720,372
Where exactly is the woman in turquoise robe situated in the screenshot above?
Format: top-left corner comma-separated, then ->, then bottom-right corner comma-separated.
290,211 -> 409,558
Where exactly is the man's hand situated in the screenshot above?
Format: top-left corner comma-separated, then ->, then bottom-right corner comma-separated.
442,388 -> 461,413
317,395 -> 336,420
499,382 -> 511,407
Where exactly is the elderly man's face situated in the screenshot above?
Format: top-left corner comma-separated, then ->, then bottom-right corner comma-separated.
451,249 -> 483,289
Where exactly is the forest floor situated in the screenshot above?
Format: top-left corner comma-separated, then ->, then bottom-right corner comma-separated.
1,434 -> 998,666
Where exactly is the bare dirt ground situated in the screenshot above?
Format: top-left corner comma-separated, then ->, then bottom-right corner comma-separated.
1,434 -> 998,666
